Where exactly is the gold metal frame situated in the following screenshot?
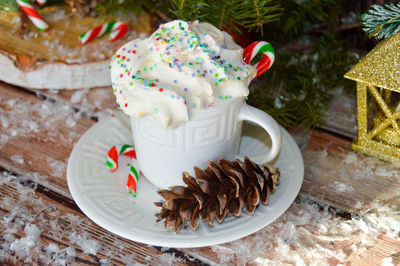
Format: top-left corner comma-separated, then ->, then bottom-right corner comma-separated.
352,82 -> 400,162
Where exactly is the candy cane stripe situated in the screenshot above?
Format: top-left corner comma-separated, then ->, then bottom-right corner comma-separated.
130,165 -> 139,180
79,22 -> 129,45
109,23 -> 129,41
17,0 -> 49,31
107,145 -> 119,172
243,41 -> 275,80
107,144 -> 140,197
243,41 -> 259,64
36,0 -> 46,6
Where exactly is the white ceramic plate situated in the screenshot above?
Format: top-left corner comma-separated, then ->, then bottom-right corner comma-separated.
67,114 -> 304,248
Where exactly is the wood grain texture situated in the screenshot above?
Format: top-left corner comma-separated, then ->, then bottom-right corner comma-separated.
324,92 -> 357,139
0,83 -> 94,197
0,178 -> 192,265
3,82 -> 400,215
2,82 -> 400,265
301,129 -> 400,214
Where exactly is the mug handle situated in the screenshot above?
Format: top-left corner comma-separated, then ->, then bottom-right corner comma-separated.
237,102 -> 282,163
243,41 -> 275,80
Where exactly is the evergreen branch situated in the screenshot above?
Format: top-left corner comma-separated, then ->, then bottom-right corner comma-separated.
96,0 -> 153,16
233,0 -> 282,34
362,2 -> 400,40
218,0 -> 227,29
281,0 -> 336,36
248,33 -> 359,129
169,0 -> 207,21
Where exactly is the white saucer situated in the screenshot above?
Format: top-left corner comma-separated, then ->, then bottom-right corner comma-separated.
67,114 -> 304,248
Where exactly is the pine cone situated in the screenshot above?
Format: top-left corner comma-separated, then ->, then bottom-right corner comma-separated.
154,157 -> 280,232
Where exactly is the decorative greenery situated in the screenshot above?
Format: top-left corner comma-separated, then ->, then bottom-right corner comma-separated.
280,0 -> 337,37
96,0 -> 155,16
248,34 -> 359,128
362,2 -> 400,40
3,0 -> 366,129
0,0 -> 18,12
97,0 -> 283,35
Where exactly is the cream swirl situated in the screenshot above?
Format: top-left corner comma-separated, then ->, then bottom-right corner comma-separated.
110,20 -> 255,128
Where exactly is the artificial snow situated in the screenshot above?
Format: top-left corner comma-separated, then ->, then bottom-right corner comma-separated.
332,181 -> 354,193
382,257 -> 394,266
70,89 -> 89,104
10,154 -> 24,165
0,97 -> 81,148
1,169 -> 400,264
69,232 -> 101,255
9,223 -> 41,258
46,158 -> 66,178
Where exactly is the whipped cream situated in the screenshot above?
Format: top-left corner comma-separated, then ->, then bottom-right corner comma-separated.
110,20 -> 255,128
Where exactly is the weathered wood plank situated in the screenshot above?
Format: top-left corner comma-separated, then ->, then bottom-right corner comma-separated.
3,82 -> 400,215
0,82 -> 95,197
2,83 -> 400,265
3,172 -> 400,266
301,129 -> 400,214
323,92 -> 357,139
181,195 -> 400,265
38,86 -> 117,117
0,174 -> 197,265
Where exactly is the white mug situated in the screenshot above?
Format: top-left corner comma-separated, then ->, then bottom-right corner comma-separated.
130,97 -> 281,189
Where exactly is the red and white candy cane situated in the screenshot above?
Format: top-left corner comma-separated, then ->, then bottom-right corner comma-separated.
79,22 -> 129,45
17,0 -> 49,31
107,144 -> 140,197
243,41 -> 275,80
35,0 -> 46,6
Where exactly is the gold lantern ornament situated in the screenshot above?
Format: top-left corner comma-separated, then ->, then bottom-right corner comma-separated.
345,32 -> 400,163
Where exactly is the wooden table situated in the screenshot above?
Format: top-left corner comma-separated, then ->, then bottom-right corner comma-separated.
1,81 -> 400,265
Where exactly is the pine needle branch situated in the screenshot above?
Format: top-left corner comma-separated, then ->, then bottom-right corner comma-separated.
233,0 -> 282,34
362,2 -> 400,40
248,33 -> 359,129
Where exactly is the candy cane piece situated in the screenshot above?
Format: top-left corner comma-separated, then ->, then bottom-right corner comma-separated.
243,41 -> 275,80
36,0 -> 47,6
79,22 -> 129,45
17,0 -> 49,31
109,22 -> 129,42
127,163 -> 140,197
107,144 -> 136,172
107,144 -> 140,197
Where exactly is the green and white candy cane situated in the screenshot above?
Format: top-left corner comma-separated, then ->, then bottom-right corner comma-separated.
107,144 -> 139,197
243,41 -> 275,79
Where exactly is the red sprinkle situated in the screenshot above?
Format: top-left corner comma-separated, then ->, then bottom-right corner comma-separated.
159,88 -> 163,92
125,103 -> 128,107
117,54 -> 120,58
120,74 -> 123,78
132,50 -> 136,54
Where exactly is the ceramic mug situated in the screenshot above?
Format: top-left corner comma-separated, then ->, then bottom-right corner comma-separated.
130,97 -> 281,189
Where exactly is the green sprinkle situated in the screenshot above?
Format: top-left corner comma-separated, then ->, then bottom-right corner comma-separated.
154,108 -> 159,114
